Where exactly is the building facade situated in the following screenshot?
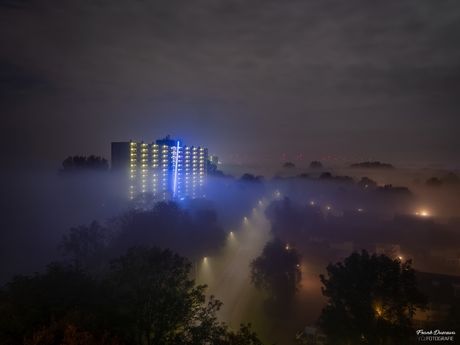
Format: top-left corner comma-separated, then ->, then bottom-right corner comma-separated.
111,136 -> 208,200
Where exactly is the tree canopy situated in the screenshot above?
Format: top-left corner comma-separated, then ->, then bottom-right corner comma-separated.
282,162 -> 295,168
309,161 -> 323,169
318,250 -> 427,345
1,247 -> 271,345
264,197 -> 324,239
239,173 -> 264,182
357,177 -> 377,190
250,238 -> 302,301
349,161 -> 395,169
59,155 -> 109,174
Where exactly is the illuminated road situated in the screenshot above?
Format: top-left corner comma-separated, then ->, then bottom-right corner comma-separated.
206,205 -> 271,329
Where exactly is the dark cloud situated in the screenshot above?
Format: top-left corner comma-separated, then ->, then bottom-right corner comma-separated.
0,0 -> 459,165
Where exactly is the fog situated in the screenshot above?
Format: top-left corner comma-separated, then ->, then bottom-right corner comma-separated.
1,161 -> 460,343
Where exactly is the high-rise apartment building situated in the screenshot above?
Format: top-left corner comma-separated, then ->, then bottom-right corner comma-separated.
111,136 -> 208,200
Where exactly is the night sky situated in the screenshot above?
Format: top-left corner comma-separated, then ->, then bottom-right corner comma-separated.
1,0 -> 459,168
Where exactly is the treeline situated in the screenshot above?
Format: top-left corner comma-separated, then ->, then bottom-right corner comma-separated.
350,161 -> 395,169
58,155 -> 109,174
0,247 -> 267,345
415,172 -> 460,187
58,200 -> 227,270
0,199 -> 270,345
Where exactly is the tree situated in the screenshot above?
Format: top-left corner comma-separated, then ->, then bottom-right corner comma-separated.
239,173 -> 264,182
319,172 -> 332,179
442,172 -> 460,184
350,162 -> 395,169
58,155 -> 109,174
425,177 -> 443,187
318,250 -> 428,345
226,323 -> 267,345
282,162 -> 295,168
0,262 -> 116,345
249,238 -> 302,301
376,184 -> 412,196
110,246 -> 212,345
357,177 -> 377,190
129,192 -> 157,210
59,221 -> 113,269
310,161 -> 323,169
1,247 -> 270,345
264,197 -> 323,239
297,173 -> 309,179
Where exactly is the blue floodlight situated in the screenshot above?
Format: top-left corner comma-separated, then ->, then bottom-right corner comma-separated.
173,141 -> 180,198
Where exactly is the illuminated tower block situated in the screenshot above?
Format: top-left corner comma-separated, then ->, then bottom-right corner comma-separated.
111,136 -> 208,200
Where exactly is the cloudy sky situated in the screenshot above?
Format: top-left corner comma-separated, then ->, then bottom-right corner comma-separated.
1,0 -> 459,168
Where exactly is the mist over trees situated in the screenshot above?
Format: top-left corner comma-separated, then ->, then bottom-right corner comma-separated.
2,161 -> 460,344
58,200 -> 227,271
264,197 -> 324,241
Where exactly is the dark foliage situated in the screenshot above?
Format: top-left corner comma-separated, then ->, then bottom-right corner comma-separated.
318,250 -> 428,345
376,184 -> 412,196
350,161 -> 395,169
282,162 -> 295,168
239,173 -> 264,182
264,197 -> 324,239
442,172 -> 460,184
357,177 -> 377,190
425,177 -> 443,187
0,262 -> 118,345
0,247 -> 270,345
309,161 -> 323,169
59,201 -> 227,270
59,220 -> 114,269
250,238 -> 302,301
58,155 -> 109,174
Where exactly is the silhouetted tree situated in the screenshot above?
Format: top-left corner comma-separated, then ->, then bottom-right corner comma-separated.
59,221 -> 114,270
0,262 -> 116,345
109,246 -> 268,345
376,184 -> 412,196
425,177 -> 443,187
264,197 -> 324,239
297,173 -> 309,179
58,155 -> 109,174
1,250 -> 269,345
310,161 -> 323,169
318,250 -> 427,345
282,162 -> 295,168
226,323 -> 268,345
239,173 -> 264,182
129,192 -> 157,210
249,238 -> 302,301
357,177 -> 377,190
319,172 -> 332,179
442,172 -> 460,185
350,161 -> 395,169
